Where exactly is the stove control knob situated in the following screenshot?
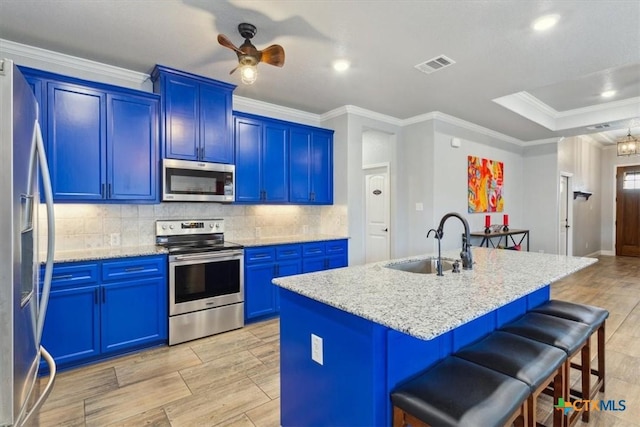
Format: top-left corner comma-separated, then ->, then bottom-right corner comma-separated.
209,223 -> 214,228
161,225 -> 167,230
169,225 -> 174,230
215,223 -> 220,229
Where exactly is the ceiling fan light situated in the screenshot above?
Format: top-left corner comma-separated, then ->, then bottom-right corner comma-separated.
240,64 -> 257,85
617,129 -> 639,156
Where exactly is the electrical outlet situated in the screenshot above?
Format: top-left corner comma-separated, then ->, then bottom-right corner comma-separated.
110,233 -> 120,246
255,227 -> 261,238
311,334 -> 323,365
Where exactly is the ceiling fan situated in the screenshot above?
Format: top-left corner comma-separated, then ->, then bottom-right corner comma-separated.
217,23 -> 285,85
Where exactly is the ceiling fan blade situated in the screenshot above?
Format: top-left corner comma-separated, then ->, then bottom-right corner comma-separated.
229,65 -> 239,75
260,44 -> 285,67
218,34 -> 244,55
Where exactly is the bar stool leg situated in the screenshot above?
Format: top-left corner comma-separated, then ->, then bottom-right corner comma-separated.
598,323 -> 605,393
581,338 -> 591,423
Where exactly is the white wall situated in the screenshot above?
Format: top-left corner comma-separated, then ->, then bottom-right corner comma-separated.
522,143 -> 559,254
433,124 -> 524,252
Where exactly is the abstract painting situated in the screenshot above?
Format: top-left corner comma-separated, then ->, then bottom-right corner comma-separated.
468,155 -> 504,213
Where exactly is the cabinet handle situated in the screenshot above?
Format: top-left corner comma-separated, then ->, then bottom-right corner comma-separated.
94,288 -> 99,304
125,266 -> 145,272
108,183 -> 112,198
264,190 -> 267,200
102,287 -> 106,303
101,183 -> 105,198
52,274 -> 73,280
200,146 -> 205,159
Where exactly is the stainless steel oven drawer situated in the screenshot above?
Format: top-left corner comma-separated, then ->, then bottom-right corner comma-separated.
169,303 -> 244,345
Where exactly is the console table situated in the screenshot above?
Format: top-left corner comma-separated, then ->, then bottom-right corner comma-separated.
470,229 -> 530,251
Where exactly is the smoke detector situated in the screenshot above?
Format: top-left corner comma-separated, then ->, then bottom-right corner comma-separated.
414,55 -> 456,74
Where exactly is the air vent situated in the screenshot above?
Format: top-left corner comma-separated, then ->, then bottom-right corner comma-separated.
414,55 -> 456,74
587,123 -> 611,130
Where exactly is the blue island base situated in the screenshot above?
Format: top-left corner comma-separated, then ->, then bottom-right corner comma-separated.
279,286 -> 550,426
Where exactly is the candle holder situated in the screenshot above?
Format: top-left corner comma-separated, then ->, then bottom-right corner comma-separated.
502,214 -> 509,232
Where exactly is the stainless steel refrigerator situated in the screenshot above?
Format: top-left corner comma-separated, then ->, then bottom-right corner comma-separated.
0,59 -> 56,426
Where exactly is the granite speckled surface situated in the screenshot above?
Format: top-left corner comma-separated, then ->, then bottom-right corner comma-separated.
232,234 -> 349,247
273,247 -> 597,341
50,245 -> 168,263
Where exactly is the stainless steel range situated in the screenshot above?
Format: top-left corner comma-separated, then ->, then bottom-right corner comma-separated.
156,219 -> 244,345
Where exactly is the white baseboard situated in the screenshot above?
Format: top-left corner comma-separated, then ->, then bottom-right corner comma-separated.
599,250 -> 615,256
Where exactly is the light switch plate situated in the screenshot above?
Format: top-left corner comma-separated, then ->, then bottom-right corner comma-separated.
415,203 -> 424,211
311,334 -> 323,365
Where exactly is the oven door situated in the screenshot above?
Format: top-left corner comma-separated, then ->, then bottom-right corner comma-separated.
168,250 -> 243,316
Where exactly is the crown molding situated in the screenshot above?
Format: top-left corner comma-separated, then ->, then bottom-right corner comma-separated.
425,111 -> 525,146
555,96 -> 640,118
0,38 -> 148,85
233,95 -> 321,125
321,105 -> 403,126
524,137 -> 561,147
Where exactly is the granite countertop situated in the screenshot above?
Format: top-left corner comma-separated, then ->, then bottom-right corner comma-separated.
232,234 -> 349,247
273,247 -> 597,341
48,245 -> 168,263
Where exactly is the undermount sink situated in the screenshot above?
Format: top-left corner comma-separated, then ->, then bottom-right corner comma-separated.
385,258 -> 455,274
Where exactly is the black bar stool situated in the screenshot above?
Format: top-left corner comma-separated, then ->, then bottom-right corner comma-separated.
455,331 -> 566,427
499,312 -> 592,427
531,300 -> 608,404
391,356 -> 529,427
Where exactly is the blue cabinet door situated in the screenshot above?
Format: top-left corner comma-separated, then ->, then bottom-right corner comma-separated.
263,121 -> 289,202
163,74 -> 199,160
47,82 -> 106,200
289,127 -> 312,203
310,130 -> 333,204
289,126 -> 333,204
100,277 -> 167,354
235,116 -> 263,202
108,93 -> 158,201
245,263 -> 277,320
41,285 -> 101,367
200,82 -> 233,164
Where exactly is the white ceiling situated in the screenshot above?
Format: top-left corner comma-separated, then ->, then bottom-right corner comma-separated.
1,0 -> 639,145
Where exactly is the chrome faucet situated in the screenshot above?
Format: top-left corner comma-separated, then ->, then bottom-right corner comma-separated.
436,212 -> 473,270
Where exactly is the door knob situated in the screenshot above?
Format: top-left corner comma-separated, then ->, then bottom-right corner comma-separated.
383,228 -> 388,232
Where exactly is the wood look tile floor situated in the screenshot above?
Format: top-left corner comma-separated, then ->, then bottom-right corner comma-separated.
38,255 -> 640,426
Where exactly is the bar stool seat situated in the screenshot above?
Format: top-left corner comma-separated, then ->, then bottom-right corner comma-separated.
391,356 -> 529,427
531,300 -> 609,416
456,331 -> 566,427
531,300 -> 608,332
500,312 -> 592,427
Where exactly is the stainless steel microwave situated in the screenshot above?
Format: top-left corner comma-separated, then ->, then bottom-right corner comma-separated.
162,159 -> 235,202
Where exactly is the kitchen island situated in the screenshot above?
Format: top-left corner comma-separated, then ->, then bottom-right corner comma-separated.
273,247 -> 596,426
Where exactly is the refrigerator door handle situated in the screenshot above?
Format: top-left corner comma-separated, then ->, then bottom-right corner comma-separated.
16,346 -> 57,426
32,120 -> 56,345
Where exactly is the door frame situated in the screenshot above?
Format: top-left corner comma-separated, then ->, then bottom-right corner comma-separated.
558,172 -> 574,256
363,162 -> 391,263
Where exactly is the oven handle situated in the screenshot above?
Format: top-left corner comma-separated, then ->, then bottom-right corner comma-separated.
171,250 -> 244,262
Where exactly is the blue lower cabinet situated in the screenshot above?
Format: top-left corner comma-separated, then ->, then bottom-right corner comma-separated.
244,240 -> 347,321
41,285 -> 101,367
245,263 -> 278,320
40,255 -> 167,371
101,277 -> 167,354
301,239 -> 348,273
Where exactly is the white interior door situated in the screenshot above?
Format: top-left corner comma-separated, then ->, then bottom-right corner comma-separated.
365,167 -> 390,263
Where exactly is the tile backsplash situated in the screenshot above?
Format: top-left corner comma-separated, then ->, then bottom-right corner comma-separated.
39,203 -> 348,252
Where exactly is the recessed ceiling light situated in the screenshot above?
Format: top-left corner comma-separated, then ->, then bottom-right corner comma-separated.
332,59 -> 350,72
601,90 -> 616,98
532,14 -> 560,31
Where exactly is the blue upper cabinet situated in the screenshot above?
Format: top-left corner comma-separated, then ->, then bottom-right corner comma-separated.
151,65 -> 235,164
290,125 -> 334,204
108,93 -> 158,201
20,66 -> 160,203
234,112 -> 288,203
48,82 -> 106,200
